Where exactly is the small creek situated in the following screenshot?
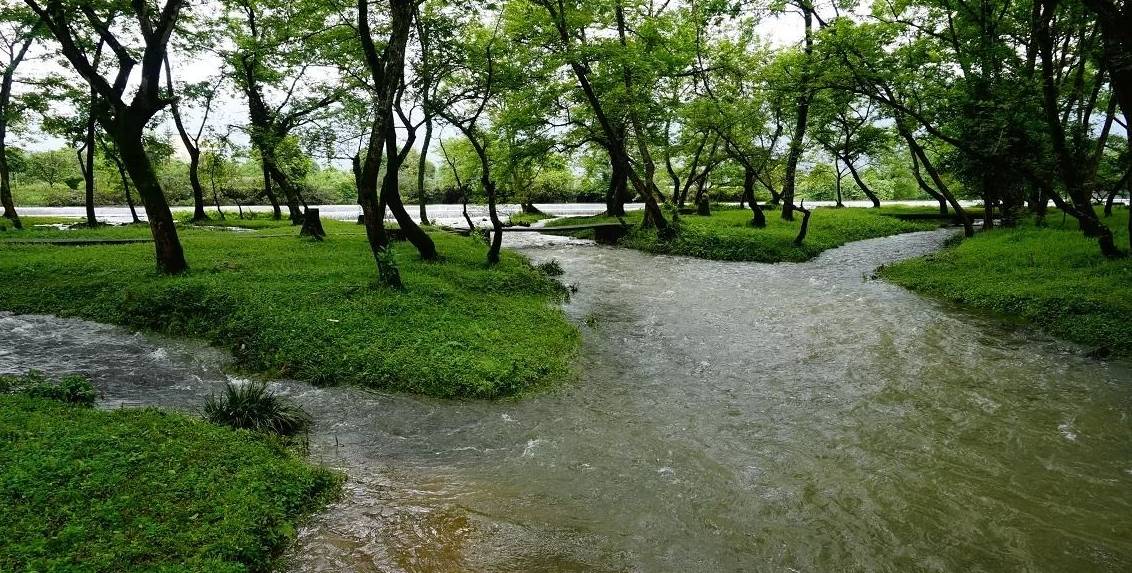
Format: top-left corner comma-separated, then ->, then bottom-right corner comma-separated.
2,228 -> 1130,572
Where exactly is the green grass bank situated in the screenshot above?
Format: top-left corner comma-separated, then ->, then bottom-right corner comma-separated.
0,388 -> 340,572
879,209 -> 1131,355
546,205 -> 940,262
0,217 -> 579,398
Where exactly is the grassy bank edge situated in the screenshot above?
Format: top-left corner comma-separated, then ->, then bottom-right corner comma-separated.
0,387 -> 342,573
0,219 -> 581,398
878,210 -> 1131,355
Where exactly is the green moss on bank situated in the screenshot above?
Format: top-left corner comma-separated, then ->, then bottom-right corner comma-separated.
0,394 -> 340,573
0,219 -> 579,398
880,210 -> 1131,354
546,206 -> 938,262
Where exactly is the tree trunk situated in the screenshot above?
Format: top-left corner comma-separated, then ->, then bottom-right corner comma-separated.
911,152 -> 948,215
382,125 -> 437,260
781,5 -> 814,221
843,156 -> 880,207
112,153 -> 141,223
299,207 -> 325,239
900,121 -> 972,236
0,124 -> 19,229
188,151 -> 207,221
262,161 -> 281,219
82,108 -> 97,227
793,202 -> 813,245
115,123 -> 188,274
417,115 -> 433,225
744,165 -> 765,227
605,149 -> 628,216
265,160 -> 304,224
834,157 -> 844,208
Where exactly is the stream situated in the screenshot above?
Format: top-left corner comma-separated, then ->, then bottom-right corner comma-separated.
2,228 -> 1130,572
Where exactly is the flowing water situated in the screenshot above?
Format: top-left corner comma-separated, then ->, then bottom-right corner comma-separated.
2,228 -> 1131,572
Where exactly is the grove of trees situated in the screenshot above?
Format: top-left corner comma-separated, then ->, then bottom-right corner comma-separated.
1,0 -> 1128,275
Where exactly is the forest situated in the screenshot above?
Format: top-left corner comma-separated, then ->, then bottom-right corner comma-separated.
1,0 -> 1131,571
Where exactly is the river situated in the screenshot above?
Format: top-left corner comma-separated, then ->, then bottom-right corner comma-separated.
1,227 -> 1130,572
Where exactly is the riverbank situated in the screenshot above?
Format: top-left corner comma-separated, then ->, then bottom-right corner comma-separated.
545,205 -> 940,262
880,209 -> 1131,355
0,375 -> 340,573
0,217 -> 578,398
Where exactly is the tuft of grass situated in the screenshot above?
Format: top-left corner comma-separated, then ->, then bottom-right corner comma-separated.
536,259 -> 565,276
545,205 -> 938,262
0,370 -> 97,406
0,218 -> 579,398
880,209 -> 1131,355
0,393 -> 340,573
205,380 -> 313,436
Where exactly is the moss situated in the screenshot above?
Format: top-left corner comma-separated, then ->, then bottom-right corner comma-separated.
0,394 -> 340,573
880,209 -> 1131,354
546,205 -> 939,262
0,218 -> 579,398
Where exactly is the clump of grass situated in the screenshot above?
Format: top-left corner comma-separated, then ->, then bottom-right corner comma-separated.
204,380 -> 313,436
537,259 -> 565,276
0,393 -> 340,572
546,205 -> 937,262
0,370 -> 97,406
880,209 -> 1131,355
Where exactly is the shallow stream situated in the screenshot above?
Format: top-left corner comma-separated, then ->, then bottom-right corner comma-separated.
2,228 -> 1130,572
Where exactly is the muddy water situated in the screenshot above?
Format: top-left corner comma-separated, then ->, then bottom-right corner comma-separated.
2,229 -> 1131,572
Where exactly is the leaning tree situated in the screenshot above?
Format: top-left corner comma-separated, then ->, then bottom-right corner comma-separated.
27,0 -> 189,273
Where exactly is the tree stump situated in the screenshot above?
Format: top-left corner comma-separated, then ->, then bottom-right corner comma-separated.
300,208 -> 326,240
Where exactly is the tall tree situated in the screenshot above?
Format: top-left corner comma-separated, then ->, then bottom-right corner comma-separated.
27,0 -> 189,273
0,5 -> 40,229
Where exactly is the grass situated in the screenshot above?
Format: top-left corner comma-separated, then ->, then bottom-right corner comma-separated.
0,389 -> 340,573
0,217 -> 579,398
546,205 -> 940,262
508,211 -> 554,226
879,209 -> 1132,355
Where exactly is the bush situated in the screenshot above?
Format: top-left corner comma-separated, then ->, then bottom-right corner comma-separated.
204,380 -> 313,436
0,371 -> 97,407
536,259 -> 565,276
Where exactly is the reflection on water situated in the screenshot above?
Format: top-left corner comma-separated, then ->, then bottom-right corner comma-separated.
2,228 -> 1131,572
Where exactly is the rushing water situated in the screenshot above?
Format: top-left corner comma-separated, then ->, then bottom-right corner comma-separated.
2,228 -> 1131,572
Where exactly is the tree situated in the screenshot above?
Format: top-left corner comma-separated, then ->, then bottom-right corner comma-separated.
27,0 -> 190,273
165,55 -> 223,221
0,4 -> 41,229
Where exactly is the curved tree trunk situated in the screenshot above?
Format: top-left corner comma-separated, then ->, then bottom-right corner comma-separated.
843,156 -> 880,207
417,115 -> 433,225
116,122 -> 187,274
111,153 -> 141,223
744,165 -> 766,227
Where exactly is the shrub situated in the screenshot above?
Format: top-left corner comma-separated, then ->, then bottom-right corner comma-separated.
536,259 -> 565,276
0,371 -> 97,407
204,380 -> 313,436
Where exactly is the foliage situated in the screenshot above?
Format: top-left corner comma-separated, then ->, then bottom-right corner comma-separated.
0,370 -> 97,406
0,219 -> 579,398
880,210 -> 1132,355
0,394 -> 340,573
204,381 -> 313,436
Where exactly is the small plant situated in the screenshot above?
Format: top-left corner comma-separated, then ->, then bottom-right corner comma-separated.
536,259 -> 564,276
204,380 -> 312,436
0,371 -> 97,407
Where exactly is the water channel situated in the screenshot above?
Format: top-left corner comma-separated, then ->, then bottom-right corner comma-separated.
2,225 -> 1130,572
